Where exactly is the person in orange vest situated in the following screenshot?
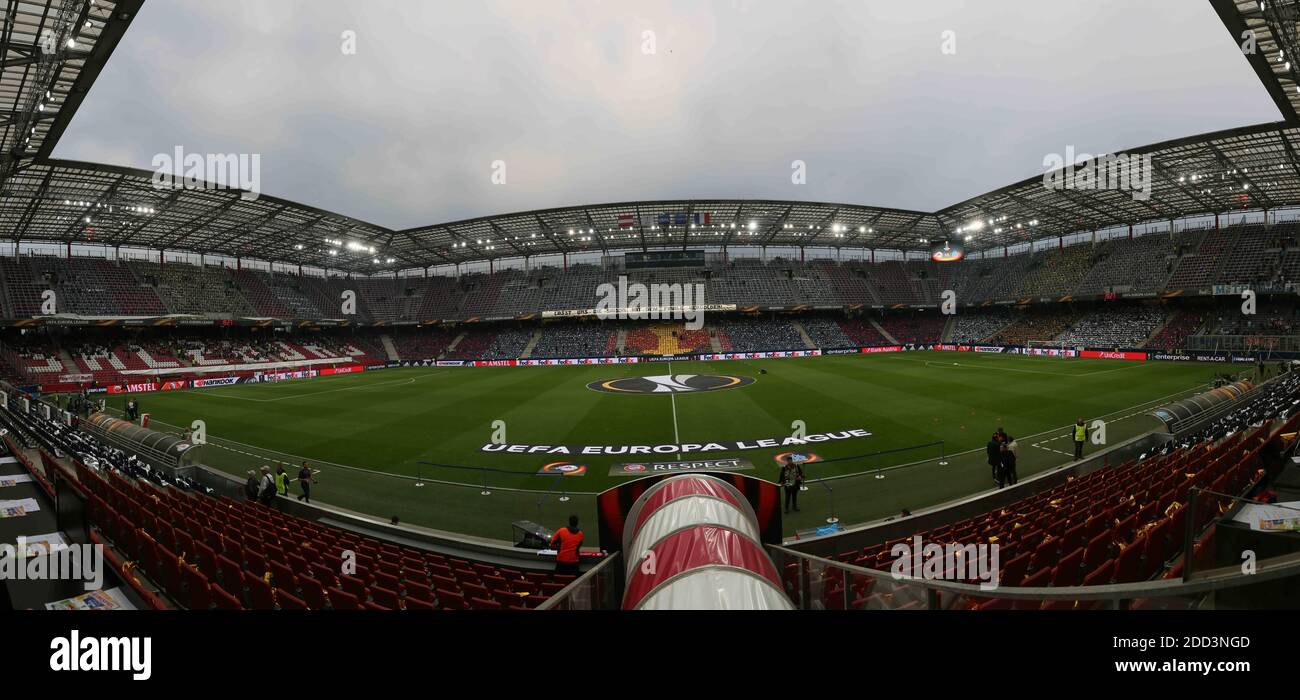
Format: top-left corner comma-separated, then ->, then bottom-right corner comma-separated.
549,515 -> 584,576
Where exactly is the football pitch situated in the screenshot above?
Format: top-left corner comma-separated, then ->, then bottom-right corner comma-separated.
114,351 -> 1236,545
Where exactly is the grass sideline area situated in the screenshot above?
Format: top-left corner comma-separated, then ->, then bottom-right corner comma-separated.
108,351 -> 1239,545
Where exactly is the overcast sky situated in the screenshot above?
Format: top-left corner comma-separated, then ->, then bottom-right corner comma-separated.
54,0 -> 1279,230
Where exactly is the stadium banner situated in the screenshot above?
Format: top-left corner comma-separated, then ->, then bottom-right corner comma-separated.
58,373 -> 93,383
610,457 -> 755,476
248,369 -> 320,383
821,348 -> 860,355
436,360 -> 464,367
107,382 -> 158,394
159,380 -> 189,391
1149,352 -> 1193,362
1212,284 -> 1251,296
1080,350 -> 1147,361
319,364 -> 365,375
972,345 -> 1007,353
191,376 -> 240,388
860,345 -> 902,353
481,428 -> 870,456
1022,347 -> 1079,358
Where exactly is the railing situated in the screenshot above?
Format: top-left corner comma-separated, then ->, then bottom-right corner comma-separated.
1186,334 -> 1299,353
535,553 -> 622,610
767,541 -> 1300,611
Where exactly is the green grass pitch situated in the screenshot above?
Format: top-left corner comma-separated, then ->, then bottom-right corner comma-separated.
115,351 -> 1232,546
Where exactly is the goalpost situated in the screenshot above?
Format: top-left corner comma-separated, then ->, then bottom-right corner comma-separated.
1027,339 -> 1069,352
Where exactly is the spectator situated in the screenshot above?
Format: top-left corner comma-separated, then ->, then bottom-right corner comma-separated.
297,461 -> 316,503
549,515 -> 584,576
998,442 -> 1018,488
244,470 -> 259,500
986,434 -> 1002,483
258,466 -> 276,504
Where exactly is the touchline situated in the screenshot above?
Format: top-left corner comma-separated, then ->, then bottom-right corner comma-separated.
49,630 -> 152,681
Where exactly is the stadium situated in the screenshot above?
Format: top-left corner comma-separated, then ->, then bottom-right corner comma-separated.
0,0 -> 1298,643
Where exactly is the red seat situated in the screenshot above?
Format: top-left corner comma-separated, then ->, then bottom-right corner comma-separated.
244,571 -> 277,610
212,584 -> 244,610
298,575 -> 328,610
371,585 -> 402,610
183,567 -> 212,611
1114,535 -> 1146,583
1051,547 -> 1085,587
341,574 -> 369,601
327,587 -> 362,610
436,588 -> 467,610
217,555 -> 245,603
1082,532 -> 1111,571
277,591 -> 308,610
405,596 -> 437,611
469,596 -> 503,610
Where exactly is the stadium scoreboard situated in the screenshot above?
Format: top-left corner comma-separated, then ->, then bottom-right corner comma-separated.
624,250 -> 706,269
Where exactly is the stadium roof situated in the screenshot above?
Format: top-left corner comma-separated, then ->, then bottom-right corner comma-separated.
0,1 -> 141,183
4,0 -> 1300,273
1210,0 -> 1300,122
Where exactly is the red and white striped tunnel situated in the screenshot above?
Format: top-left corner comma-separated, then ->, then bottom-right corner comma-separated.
622,474 -> 792,610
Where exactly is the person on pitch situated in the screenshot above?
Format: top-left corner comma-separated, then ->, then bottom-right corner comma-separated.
1072,418 -> 1088,460
779,455 -> 805,514
998,442 -> 1018,488
297,461 -> 317,503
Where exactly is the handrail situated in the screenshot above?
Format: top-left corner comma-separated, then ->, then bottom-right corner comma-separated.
767,544 -> 1300,603
535,552 -> 622,610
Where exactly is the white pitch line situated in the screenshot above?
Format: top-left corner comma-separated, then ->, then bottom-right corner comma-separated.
668,361 -> 681,460
173,373 -> 434,403
920,358 -> 1149,377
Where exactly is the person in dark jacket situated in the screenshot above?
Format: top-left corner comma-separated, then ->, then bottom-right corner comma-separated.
998,443 -> 1018,488
986,435 -> 1002,482
779,457 -> 805,514
244,470 -> 259,500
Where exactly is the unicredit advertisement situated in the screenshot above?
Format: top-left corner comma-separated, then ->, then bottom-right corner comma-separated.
1080,350 -> 1148,361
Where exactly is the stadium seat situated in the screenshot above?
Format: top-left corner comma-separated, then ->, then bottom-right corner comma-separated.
327,587 -> 362,611
245,571 -> 277,610
212,584 -> 244,611
278,591 -> 309,611
372,585 -> 402,610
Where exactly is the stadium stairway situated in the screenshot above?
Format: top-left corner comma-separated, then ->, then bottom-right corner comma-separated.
445,331 -> 466,355
791,321 -> 816,350
871,318 -> 898,344
379,334 -> 400,362
1140,312 -> 1174,348
57,348 -> 78,374
519,329 -> 542,359
940,315 -> 956,343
